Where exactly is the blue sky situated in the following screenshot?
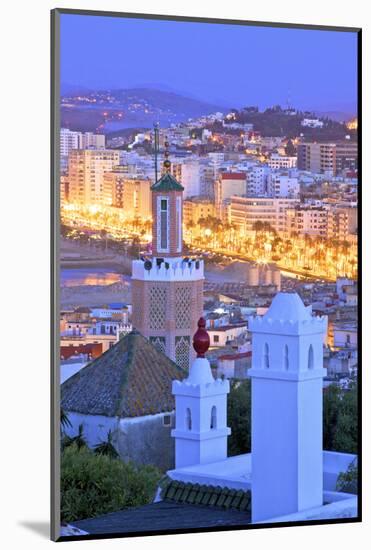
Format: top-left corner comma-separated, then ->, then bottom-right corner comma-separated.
60,13 -> 358,112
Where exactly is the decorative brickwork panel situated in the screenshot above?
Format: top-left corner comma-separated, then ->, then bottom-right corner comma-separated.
175,336 -> 190,369
131,281 -> 144,328
149,286 -> 167,329
175,287 -> 192,329
149,336 -> 166,355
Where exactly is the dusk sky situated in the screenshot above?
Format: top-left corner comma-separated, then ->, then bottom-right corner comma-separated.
60,13 -> 358,112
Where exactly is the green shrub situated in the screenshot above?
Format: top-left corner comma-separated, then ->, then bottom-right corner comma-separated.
336,460 -> 358,494
61,444 -> 161,523
227,380 -> 251,456
227,378 -> 357,457
323,381 -> 358,454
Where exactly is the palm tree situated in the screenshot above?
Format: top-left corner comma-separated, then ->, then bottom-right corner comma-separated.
187,220 -> 196,244
93,430 -> 119,459
62,424 -> 87,450
60,408 -> 72,433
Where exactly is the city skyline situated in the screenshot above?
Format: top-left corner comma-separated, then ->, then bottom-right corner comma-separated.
60,14 -> 357,113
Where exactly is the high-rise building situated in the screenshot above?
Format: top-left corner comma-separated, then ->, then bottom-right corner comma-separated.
60,128 -> 106,172
246,166 -> 270,196
297,142 -> 336,175
334,141 -> 358,174
298,141 -> 357,176
267,173 -> 300,198
286,204 -> 352,241
183,198 -> 216,231
171,160 -> 202,198
229,196 -> 299,235
67,149 -> 120,205
214,172 -> 247,218
131,152 -> 204,369
103,170 -> 151,219
268,154 -> 297,170
286,206 -> 329,238
81,132 -> 106,150
60,128 -> 81,157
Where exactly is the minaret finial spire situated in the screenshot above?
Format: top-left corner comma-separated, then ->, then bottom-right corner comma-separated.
163,137 -> 171,173
193,318 -> 210,358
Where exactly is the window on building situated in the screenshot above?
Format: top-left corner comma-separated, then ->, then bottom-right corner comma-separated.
308,344 -> 314,369
284,344 -> 289,370
214,335 -> 219,343
163,414 -> 172,427
185,408 -> 192,430
263,343 -> 270,368
160,198 -> 168,250
210,406 -> 217,429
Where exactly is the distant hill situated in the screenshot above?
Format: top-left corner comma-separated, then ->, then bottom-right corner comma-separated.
314,110 -> 356,123
223,105 -> 356,140
61,86 -> 225,132
60,83 -> 93,96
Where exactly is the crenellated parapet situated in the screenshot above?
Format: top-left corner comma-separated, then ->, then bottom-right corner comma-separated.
172,374 -> 230,398
248,313 -> 327,336
132,256 -> 204,282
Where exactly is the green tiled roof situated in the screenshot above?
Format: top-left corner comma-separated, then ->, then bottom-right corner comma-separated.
161,479 -> 251,512
61,330 -> 185,418
151,173 -> 184,192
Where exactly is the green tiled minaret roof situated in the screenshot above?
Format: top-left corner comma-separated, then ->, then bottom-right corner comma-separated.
151,173 -> 184,192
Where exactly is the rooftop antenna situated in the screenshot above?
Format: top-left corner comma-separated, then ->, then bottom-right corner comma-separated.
153,122 -> 160,182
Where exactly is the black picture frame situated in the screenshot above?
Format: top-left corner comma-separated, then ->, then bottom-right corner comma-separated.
51,8 -> 362,542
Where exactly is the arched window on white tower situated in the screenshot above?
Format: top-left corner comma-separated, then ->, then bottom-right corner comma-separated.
284,344 -> 289,370
210,406 -> 217,429
185,407 -> 192,430
308,344 -> 314,370
263,343 -> 270,369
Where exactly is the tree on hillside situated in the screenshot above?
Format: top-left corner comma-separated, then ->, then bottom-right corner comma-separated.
285,139 -> 296,156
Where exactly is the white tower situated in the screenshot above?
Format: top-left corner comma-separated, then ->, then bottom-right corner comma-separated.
248,292 -> 327,522
171,318 -> 231,468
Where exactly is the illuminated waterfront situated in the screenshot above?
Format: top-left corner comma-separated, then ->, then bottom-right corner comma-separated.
61,203 -> 357,282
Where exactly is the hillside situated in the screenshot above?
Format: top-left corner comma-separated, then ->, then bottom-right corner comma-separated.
61,87 -> 225,132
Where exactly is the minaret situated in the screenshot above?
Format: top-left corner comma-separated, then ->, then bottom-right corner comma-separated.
248,292 -> 327,522
151,139 -> 183,257
171,318 -> 231,468
131,136 -> 204,369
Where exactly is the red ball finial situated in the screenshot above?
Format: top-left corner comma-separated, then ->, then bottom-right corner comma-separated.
193,317 -> 210,358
